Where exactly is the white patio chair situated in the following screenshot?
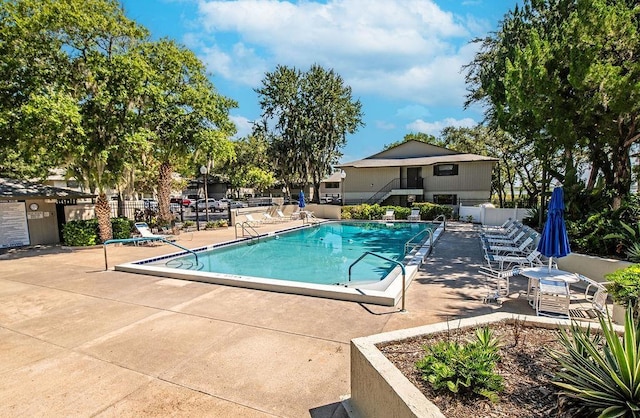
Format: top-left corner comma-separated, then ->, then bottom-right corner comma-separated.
536,278 -> 571,318
407,208 -> 421,221
479,266 -> 520,301
382,209 -> 395,221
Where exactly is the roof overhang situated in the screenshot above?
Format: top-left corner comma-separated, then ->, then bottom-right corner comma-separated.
0,177 -> 95,199
337,154 -> 498,168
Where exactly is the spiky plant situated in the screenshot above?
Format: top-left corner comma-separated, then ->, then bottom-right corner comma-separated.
550,307 -> 640,417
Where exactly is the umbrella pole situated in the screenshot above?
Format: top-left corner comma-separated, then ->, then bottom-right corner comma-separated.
548,257 -> 553,272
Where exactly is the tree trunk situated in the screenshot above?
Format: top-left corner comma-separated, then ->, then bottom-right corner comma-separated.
95,193 -> 112,242
157,161 -> 173,224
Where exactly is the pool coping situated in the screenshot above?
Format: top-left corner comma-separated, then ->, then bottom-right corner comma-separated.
115,220 -> 444,306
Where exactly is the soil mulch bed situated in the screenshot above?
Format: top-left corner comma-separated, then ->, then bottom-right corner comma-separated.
378,321 -> 575,418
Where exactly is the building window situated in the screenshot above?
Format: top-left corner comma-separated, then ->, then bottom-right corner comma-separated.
433,164 -> 459,176
324,182 -> 340,189
433,194 -> 457,205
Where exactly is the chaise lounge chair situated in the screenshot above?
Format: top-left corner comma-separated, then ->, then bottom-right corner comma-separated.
262,213 -> 277,223
276,209 -> 289,221
244,213 -> 262,226
134,222 -> 177,243
382,209 -> 395,221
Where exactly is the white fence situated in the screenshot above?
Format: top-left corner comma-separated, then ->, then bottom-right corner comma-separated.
459,205 -> 531,226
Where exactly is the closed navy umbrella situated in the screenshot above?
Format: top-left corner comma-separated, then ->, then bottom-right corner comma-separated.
536,187 -> 571,270
298,191 -> 306,210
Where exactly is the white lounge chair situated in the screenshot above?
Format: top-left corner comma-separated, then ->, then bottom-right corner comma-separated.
408,208 -> 421,221
481,218 -> 514,232
483,228 -> 529,245
382,209 -> 395,221
484,234 -> 536,255
134,222 -> 176,243
484,249 -> 548,271
276,209 -> 289,221
244,214 -> 262,226
263,213 -> 277,223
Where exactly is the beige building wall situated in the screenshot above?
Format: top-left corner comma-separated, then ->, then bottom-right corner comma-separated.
423,161 -> 493,192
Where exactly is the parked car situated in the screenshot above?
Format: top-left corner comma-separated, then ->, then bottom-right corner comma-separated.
170,197 -> 191,207
229,200 -> 248,209
189,198 -> 225,212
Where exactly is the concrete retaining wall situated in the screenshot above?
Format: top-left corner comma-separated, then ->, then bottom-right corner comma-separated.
347,313 -> 621,418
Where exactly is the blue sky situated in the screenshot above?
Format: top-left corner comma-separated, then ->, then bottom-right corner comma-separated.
120,0 -> 520,162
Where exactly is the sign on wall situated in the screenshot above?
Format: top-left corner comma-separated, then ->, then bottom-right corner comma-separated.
0,201 -> 30,248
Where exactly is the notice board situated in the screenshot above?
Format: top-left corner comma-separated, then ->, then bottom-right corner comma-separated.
0,201 -> 30,248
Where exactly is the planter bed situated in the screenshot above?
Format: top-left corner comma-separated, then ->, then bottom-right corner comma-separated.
345,313 -> 621,418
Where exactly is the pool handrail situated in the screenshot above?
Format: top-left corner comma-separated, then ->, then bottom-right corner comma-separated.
434,214 -> 446,231
103,237 -> 198,270
235,221 -> 260,241
404,227 -> 433,254
348,251 -> 406,312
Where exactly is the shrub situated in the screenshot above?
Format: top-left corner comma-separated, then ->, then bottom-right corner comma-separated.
205,221 -> 217,229
605,265 -> 640,318
111,217 -> 131,240
412,202 -> 453,220
182,220 -> 195,229
551,306 -> 640,417
604,221 -> 640,262
416,327 -> 504,402
341,203 -> 452,221
62,219 -> 98,246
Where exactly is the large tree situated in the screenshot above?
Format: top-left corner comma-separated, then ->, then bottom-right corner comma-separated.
136,39 -> 236,224
1,0 -> 150,241
255,64 -> 364,203
466,0 -> 640,210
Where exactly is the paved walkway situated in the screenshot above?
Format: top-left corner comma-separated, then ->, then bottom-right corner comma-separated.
1,221 -> 534,417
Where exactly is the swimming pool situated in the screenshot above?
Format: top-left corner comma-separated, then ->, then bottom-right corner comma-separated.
116,220 -> 444,306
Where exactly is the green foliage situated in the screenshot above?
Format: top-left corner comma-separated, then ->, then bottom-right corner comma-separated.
605,265 -> 640,318
62,219 -> 98,247
255,64 -> 364,203
605,222 -> 640,263
63,217 -> 135,245
110,217 -> 131,240
182,220 -> 195,229
412,202 -> 453,220
204,220 -> 227,229
341,204 -> 385,220
339,204 -> 416,220
416,327 -> 504,402
551,306 -> 640,417
568,194 -> 640,258
466,0 -> 640,210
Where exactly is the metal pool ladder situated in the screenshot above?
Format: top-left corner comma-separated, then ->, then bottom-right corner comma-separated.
348,251 -> 407,312
235,221 -> 260,243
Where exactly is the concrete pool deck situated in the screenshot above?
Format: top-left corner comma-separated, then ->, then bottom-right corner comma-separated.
1,221 -> 534,417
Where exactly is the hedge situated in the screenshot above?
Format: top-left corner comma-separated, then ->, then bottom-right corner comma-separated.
341,203 -> 452,221
62,217 -> 132,246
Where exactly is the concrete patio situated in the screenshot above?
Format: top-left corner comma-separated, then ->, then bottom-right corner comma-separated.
0,221 -> 546,417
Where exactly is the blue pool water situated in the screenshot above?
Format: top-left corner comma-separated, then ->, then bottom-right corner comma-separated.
152,221 -> 433,286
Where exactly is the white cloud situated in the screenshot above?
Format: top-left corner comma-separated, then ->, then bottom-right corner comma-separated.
406,117 -> 476,136
192,0 -> 481,105
230,114 -> 254,138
